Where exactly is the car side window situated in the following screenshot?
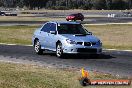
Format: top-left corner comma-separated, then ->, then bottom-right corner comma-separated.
74,14 -> 77,16
41,23 -> 51,32
78,14 -> 81,16
50,23 -> 56,31
41,23 -> 56,32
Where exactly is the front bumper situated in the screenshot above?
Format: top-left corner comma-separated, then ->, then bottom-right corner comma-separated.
62,44 -> 102,54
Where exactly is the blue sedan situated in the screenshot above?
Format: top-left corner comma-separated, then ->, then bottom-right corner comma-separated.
32,21 -> 102,58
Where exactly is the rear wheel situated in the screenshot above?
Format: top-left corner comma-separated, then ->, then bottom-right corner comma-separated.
66,19 -> 69,21
34,40 -> 43,55
56,43 -> 63,58
73,19 -> 76,21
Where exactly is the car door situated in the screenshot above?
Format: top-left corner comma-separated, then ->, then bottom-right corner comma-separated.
39,23 -> 50,49
47,23 -> 57,50
78,13 -> 82,19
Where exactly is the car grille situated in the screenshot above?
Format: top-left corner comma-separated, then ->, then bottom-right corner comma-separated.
77,42 -> 83,45
91,42 -> 96,45
77,42 -> 96,46
77,48 -> 97,53
84,42 -> 91,46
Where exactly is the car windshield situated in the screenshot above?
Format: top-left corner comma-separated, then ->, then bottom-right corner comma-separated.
57,24 -> 88,34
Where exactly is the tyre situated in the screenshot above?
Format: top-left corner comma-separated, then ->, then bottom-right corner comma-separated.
56,43 -> 63,58
73,19 -> 76,21
66,19 -> 69,21
34,40 -> 43,55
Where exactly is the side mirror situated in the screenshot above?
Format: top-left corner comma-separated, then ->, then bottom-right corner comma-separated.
88,32 -> 92,35
50,31 -> 56,34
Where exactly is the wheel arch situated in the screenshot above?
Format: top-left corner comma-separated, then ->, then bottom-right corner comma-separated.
56,40 -> 61,48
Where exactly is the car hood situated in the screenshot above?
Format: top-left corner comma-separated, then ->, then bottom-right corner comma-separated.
61,34 -> 100,42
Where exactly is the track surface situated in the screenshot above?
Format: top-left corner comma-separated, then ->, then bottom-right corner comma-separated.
0,17 -> 132,26
0,44 -> 132,77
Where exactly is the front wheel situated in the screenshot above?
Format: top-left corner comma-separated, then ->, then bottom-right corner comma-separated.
56,43 -> 63,58
34,40 -> 43,55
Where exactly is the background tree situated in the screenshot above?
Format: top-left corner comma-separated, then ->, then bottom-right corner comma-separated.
105,0 -> 112,9
92,0 -> 106,10
128,0 -> 132,9
111,0 -> 127,10
0,0 -> 131,10
0,0 -> 4,6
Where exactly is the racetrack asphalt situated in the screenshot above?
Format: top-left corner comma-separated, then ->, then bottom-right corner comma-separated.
0,44 -> 132,77
0,17 -> 132,26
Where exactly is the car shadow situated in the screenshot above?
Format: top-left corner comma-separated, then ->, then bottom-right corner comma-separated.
41,51 -> 115,59
63,54 -> 114,59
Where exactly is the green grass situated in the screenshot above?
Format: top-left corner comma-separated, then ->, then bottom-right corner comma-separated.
0,25 -> 37,45
0,24 -> 132,50
0,62 -> 131,88
86,24 -> 132,50
0,62 -> 80,88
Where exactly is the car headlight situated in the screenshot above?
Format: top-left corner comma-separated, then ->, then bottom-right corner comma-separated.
66,39 -> 76,44
97,40 -> 102,45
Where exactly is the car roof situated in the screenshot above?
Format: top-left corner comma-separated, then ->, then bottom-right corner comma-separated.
69,13 -> 82,15
47,21 -> 81,25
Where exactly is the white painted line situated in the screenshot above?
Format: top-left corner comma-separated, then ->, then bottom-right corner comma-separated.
103,49 -> 132,52
0,43 -> 132,52
0,43 -> 32,46
0,60 -> 38,66
84,22 -> 132,26
0,60 -> 23,64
